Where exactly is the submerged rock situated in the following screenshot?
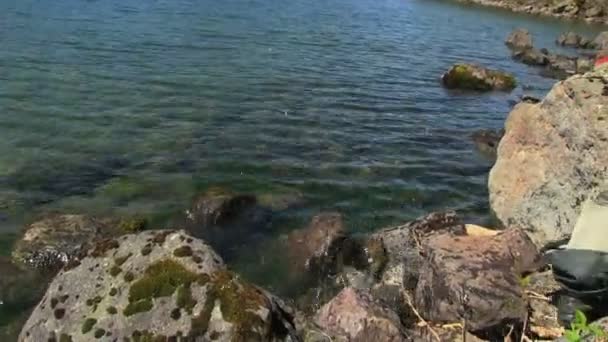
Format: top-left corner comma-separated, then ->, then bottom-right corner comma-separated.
505,28 -> 533,50
0,257 -> 46,312
313,287 -> 408,341
593,32 -> 608,51
556,31 -> 593,48
286,212 -> 347,277
512,48 -> 549,66
19,230 -> 298,342
183,188 -> 272,260
489,67 -> 608,247
11,214 -> 110,271
441,64 -> 517,91
415,228 -> 540,332
471,129 -> 504,159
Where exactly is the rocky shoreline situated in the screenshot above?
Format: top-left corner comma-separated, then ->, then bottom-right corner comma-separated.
4,27 -> 608,342
450,0 -> 608,25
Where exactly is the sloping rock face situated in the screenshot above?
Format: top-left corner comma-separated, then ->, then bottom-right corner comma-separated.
313,287 -> 407,341
441,64 -> 517,91
18,230 -> 297,342
489,67 -> 608,247
414,229 -> 540,332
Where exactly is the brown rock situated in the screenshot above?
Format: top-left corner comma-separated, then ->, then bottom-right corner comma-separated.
512,48 -> 549,66
286,212 -> 347,277
506,28 -> 533,50
11,214 -> 109,271
369,211 -> 464,292
593,32 -> 608,51
313,287 -> 408,341
415,229 -> 540,332
557,31 -> 583,47
526,271 -> 564,340
471,129 -> 504,159
441,64 -> 517,91
183,187 -> 271,259
489,68 -> 608,247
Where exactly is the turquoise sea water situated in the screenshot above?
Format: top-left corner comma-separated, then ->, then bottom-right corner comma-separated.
0,0 -> 605,336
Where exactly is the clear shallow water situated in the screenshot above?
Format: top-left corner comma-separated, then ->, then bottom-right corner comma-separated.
0,0 -> 605,330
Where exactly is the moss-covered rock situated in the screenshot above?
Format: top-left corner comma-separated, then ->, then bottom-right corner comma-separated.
18,230 -> 298,342
441,64 -> 517,91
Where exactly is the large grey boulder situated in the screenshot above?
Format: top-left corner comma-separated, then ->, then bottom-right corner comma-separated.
18,230 -> 298,342
489,67 -> 608,247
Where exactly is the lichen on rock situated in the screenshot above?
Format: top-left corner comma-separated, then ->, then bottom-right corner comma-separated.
18,230 -> 298,342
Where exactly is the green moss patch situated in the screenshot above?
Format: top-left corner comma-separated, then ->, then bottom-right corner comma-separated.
124,259 -> 199,317
59,333 -> 73,342
109,265 -> 122,277
192,270 -> 270,340
124,271 -> 135,282
82,318 -> 97,334
115,253 -> 133,266
141,244 -> 153,256
124,298 -> 153,316
173,246 -> 193,257
94,328 -> 106,338
176,285 -> 196,314
119,218 -> 148,233
89,239 -> 120,258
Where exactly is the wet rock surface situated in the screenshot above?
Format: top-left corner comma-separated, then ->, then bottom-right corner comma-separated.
11,214 -> 111,271
286,212 -> 347,277
471,129 -> 504,159
441,64 -> 517,91
489,67 -> 608,248
19,230 -> 298,342
0,257 -> 46,311
182,188 -> 272,260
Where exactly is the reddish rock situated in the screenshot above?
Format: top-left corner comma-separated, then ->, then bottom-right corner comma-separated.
286,212 -> 346,276
489,68 -> 608,247
415,228 -> 540,332
313,287 -> 407,341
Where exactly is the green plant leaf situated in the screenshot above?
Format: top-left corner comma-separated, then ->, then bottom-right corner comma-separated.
564,329 -> 581,342
575,310 -> 588,326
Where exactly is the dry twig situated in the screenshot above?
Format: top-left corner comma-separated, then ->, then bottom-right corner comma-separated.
504,324 -> 515,342
402,290 -> 441,342
520,311 -> 529,342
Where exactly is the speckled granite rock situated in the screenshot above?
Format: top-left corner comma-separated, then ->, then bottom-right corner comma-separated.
18,230 -> 298,342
